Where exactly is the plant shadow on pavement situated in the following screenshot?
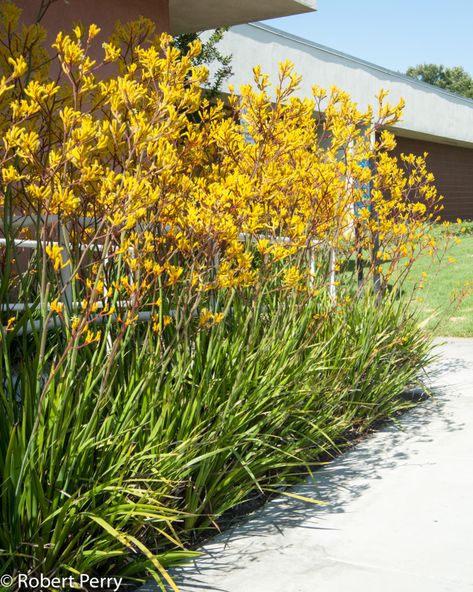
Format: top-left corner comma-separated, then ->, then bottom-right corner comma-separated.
148,376 -> 466,592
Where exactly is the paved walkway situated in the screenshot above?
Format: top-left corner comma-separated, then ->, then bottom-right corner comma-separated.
146,338 -> 473,592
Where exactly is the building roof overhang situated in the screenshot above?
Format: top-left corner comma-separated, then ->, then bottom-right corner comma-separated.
170,0 -> 316,34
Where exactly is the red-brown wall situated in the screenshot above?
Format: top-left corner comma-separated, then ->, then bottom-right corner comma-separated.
18,0 -> 170,52
392,135 -> 473,221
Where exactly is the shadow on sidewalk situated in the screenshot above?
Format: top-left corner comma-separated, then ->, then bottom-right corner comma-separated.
146,381 -> 465,592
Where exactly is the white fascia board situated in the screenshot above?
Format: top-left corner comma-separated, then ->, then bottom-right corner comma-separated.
170,0 -> 316,35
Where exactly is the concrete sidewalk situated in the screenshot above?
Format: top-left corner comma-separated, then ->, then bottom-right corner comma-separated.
146,338 -> 473,592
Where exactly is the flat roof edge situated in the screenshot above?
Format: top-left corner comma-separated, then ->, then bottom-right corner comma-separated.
170,1 -> 316,35
249,22 -> 473,109
386,125 -> 473,149
294,0 -> 317,9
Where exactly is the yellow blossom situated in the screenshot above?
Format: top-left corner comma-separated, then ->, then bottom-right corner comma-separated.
5,316 -> 15,331
2,165 -> 23,184
45,244 -> 68,271
282,266 -> 302,290
199,308 -> 224,327
84,329 -> 101,345
50,299 -> 64,314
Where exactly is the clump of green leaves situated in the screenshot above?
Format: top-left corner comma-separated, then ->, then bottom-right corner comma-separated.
0,287 -> 433,590
406,63 -> 473,99
173,28 -> 233,98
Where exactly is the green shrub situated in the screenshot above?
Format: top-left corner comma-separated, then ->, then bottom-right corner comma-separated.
0,290 -> 432,589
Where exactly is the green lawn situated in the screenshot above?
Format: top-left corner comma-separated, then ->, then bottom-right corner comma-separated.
403,221 -> 473,337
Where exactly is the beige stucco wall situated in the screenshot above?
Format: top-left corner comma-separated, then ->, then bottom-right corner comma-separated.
18,0 -> 170,49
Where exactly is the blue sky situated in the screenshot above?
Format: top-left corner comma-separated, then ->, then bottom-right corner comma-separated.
262,0 -> 473,74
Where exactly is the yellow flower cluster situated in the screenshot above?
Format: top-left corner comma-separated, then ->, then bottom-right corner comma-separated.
0,5 -> 443,340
